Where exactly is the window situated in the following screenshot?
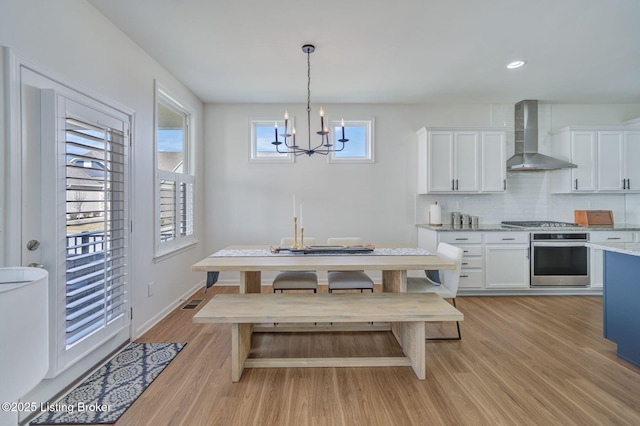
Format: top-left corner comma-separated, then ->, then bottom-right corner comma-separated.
328,119 -> 374,163
155,84 -> 196,256
250,119 -> 294,162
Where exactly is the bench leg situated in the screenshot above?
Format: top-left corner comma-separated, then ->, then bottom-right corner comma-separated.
231,323 -> 253,382
396,321 -> 426,379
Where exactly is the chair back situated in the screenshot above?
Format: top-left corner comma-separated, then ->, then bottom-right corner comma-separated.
281,237 -> 316,246
437,242 -> 464,297
327,237 -> 362,246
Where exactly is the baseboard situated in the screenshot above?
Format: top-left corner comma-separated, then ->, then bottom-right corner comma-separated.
134,280 -> 205,338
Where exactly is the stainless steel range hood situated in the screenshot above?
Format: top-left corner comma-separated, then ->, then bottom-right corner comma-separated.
506,100 -> 577,171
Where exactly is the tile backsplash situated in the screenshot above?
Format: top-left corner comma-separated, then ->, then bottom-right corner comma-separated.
416,172 -> 638,226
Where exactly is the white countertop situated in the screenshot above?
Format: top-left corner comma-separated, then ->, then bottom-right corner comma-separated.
586,242 -> 640,257
417,224 -> 640,232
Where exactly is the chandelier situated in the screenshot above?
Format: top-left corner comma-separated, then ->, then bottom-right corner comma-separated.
272,44 -> 348,156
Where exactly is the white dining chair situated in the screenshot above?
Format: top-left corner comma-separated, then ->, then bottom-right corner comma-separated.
326,237 -> 374,293
407,242 -> 463,340
272,237 -> 318,293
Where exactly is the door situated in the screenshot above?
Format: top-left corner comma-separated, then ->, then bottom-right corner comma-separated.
623,131 -> 640,191
597,131 -> 624,191
570,131 -> 597,192
481,131 -> 506,192
453,131 -> 480,192
427,131 -> 454,192
20,71 -> 131,377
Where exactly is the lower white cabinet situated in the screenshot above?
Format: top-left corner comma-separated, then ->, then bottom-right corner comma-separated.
484,233 -> 530,289
418,229 -> 484,289
589,231 -> 635,289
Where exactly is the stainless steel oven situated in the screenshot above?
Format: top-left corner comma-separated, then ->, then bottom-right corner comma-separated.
530,233 -> 589,286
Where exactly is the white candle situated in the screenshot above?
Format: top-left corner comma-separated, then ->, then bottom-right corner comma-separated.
293,194 -> 296,218
299,203 -> 303,228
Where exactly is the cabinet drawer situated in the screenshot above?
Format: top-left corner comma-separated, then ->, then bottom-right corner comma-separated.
459,245 -> 483,257
461,257 -> 482,269
485,232 -> 529,244
440,232 -> 482,244
458,269 -> 484,289
589,232 -> 633,243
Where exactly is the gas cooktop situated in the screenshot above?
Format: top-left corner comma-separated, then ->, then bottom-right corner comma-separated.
501,220 -> 582,229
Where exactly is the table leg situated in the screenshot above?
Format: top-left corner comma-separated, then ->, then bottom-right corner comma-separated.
231,323 -> 253,382
240,271 -> 261,294
382,270 -> 407,293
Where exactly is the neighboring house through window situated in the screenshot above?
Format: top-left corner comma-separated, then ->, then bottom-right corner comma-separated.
155,83 -> 196,257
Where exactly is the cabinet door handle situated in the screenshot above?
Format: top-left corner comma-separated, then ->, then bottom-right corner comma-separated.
607,237 -> 621,240
502,238 -> 516,241
463,250 -> 470,253
623,179 -> 627,190
526,248 -> 530,260
455,238 -> 469,241
460,275 -> 469,278
452,179 -> 455,191
627,179 -> 631,190
456,179 -> 459,190
462,262 -> 469,266
503,179 -> 507,190
574,179 -> 578,190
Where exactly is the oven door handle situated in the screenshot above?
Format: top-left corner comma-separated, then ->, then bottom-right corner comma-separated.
532,242 -> 587,247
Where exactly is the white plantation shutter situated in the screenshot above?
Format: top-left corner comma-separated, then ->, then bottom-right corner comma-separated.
64,117 -> 127,347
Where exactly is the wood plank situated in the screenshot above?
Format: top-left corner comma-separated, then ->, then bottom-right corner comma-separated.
192,245 -> 454,272
244,356 -> 412,369
193,293 -> 463,324
231,323 -> 252,382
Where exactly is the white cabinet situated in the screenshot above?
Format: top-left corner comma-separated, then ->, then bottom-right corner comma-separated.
589,231 -> 634,289
484,233 -> 530,289
481,131 -> 507,192
417,127 -> 506,194
418,229 -> 484,289
552,128 -> 640,193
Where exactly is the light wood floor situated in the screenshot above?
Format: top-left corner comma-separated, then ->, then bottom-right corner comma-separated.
117,285 -> 640,426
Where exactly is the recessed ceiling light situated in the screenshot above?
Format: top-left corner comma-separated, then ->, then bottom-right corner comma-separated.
506,60 -> 527,69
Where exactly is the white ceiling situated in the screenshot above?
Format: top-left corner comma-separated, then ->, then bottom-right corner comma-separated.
88,0 -> 640,105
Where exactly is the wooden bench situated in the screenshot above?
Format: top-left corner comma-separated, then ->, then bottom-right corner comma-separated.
193,292 -> 463,381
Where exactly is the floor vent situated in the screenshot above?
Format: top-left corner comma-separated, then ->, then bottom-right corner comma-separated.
181,299 -> 204,310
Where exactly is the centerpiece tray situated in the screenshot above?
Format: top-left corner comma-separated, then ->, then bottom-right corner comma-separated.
271,245 -> 375,255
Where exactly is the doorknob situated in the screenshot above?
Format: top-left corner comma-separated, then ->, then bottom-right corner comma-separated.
27,240 -> 41,251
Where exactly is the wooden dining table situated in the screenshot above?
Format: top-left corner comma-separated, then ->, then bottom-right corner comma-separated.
191,245 -> 456,293
192,245 -> 461,380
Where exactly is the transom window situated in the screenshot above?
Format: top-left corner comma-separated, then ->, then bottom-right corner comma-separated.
329,119 -> 374,163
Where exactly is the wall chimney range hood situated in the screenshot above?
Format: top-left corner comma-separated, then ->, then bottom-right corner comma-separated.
506,100 -> 577,171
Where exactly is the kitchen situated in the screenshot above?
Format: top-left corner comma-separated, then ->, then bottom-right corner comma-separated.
415,100 -> 640,294
2,1 -> 640,425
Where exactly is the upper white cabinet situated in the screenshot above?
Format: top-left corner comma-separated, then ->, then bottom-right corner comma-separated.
417,127 -> 506,194
551,127 -> 640,193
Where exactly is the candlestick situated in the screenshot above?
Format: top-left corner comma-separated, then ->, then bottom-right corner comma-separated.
300,227 -> 305,248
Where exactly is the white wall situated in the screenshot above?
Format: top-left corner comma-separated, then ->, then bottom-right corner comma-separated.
1,0 -> 205,411
205,102 -> 640,284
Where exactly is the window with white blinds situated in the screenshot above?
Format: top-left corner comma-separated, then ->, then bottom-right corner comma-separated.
65,117 -> 127,347
155,84 -> 196,256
